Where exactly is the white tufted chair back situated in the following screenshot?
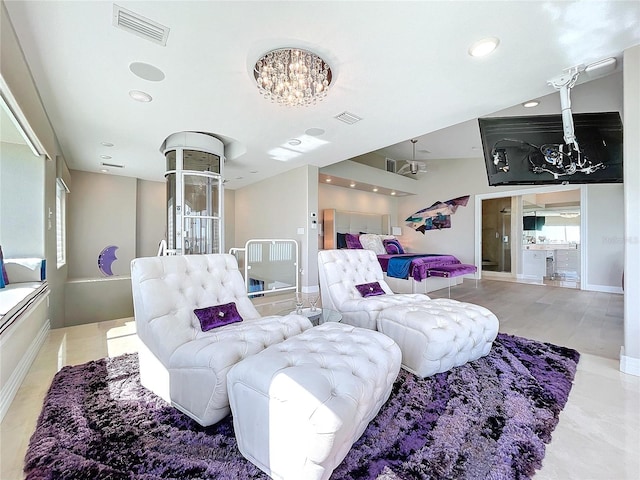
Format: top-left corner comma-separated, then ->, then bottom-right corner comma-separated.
131,254 -> 260,366
318,249 -> 430,329
318,249 -> 393,311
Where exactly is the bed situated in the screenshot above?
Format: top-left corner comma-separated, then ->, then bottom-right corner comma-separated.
322,209 -> 475,294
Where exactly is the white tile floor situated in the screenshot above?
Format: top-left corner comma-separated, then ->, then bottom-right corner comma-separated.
1,281 -> 639,479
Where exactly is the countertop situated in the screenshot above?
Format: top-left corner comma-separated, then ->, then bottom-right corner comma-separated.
523,244 -> 578,251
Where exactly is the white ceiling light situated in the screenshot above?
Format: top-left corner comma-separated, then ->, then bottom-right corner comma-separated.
325,177 -> 332,182
523,100 -> 540,108
468,37 -> 500,57
288,139 -> 302,146
254,48 -> 332,106
101,142 -> 114,147
100,154 -> 112,160
129,90 -> 152,102
349,182 -> 356,188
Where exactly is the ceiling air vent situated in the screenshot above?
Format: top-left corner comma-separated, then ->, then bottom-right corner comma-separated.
334,111 -> 362,125
113,4 -> 170,46
101,162 -> 124,169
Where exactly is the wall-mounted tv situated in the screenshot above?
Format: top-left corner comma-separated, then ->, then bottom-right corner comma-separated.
479,112 -> 623,186
523,216 -> 545,231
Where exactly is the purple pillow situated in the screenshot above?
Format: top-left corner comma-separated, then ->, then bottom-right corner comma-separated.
345,233 -> 363,249
0,246 -> 8,286
194,302 -> 243,332
383,238 -> 405,254
355,281 -> 385,297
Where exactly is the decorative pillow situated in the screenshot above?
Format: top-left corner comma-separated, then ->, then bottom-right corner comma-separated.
355,281 -> 385,297
383,238 -> 405,255
336,232 -> 347,249
345,233 -> 363,249
359,234 -> 386,255
194,302 -> 243,332
0,246 -> 8,286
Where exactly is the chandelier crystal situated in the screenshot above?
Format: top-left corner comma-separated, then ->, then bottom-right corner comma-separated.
254,48 -> 332,106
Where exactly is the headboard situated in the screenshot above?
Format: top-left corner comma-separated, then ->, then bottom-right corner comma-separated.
322,209 -> 390,250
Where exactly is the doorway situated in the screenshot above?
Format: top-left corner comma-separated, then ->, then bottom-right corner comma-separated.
481,197 -> 512,274
476,186 -> 583,290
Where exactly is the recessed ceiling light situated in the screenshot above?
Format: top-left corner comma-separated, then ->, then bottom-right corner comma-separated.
288,139 -> 302,146
325,178 -> 332,183
100,168 -> 109,173
101,142 -> 114,147
129,62 -> 165,82
523,100 -> 540,108
100,154 -> 112,160
390,191 -> 397,196
305,128 -> 325,136
372,187 -> 378,192
250,170 -> 258,174
129,90 -> 152,102
236,176 -> 244,180
468,37 -> 500,57
350,182 -> 356,188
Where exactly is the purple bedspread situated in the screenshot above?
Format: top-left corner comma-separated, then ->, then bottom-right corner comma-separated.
377,254 -> 461,281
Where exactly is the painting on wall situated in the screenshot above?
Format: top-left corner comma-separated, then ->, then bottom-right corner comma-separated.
98,245 -> 118,276
406,195 -> 470,233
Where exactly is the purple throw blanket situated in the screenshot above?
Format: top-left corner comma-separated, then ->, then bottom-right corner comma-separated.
377,254 -> 461,281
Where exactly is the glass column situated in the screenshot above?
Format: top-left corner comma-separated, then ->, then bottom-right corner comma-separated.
162,132 -> 224,254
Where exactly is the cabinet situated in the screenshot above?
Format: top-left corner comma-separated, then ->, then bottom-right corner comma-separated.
552,247 -> 580,280
522,249 -> 546,279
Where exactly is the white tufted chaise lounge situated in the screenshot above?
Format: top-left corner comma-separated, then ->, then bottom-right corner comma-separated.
130,253 -> 312,426
227,322 -> 401,480
318,249 -> 499,377
318,249 -> 430,330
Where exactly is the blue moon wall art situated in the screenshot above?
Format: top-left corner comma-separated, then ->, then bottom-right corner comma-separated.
98,245 -> 119,276
406,195 -> 470,233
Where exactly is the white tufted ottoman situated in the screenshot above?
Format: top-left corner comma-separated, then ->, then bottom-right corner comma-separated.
376,298 -> 499,378
227,322 -> 401,480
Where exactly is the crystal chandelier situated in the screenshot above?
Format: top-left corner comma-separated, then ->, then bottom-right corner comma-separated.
254,48 -> 332,106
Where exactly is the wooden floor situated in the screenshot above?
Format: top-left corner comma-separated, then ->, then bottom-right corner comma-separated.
428,279 -> 624,360
0,279 -> 637,480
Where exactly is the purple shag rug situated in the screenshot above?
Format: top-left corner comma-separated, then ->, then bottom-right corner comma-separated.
24,333 -> 579,480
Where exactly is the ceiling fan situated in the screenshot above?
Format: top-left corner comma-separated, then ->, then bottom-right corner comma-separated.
396,139 -> 427,175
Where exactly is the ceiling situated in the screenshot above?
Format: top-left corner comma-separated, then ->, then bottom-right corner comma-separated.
3,1 -> 639,190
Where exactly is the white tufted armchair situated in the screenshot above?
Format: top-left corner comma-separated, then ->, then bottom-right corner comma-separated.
318,249 -> 431,329
130,253 -> 312,426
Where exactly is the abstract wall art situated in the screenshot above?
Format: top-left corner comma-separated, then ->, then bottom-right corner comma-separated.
98,245 -> 118,276
406,195 -> 470,233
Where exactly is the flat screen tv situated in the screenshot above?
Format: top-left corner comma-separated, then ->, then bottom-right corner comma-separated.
479,112 -> 623,186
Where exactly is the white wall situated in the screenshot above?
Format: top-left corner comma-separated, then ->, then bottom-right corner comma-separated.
584,184 -> 624,291
135,178 -> 165,259
0,142 -> 44,257
67,170 -> 136,278
622,44 -> 640,374
319,183 -> 399,226
235,166 -> 318,290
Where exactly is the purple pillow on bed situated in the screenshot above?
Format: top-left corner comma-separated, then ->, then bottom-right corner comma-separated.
194,302 -> 243,331
345,233 -> 363,249
383,238 -> 405,254
355,281 -> 385,297
0,246 -> 7,287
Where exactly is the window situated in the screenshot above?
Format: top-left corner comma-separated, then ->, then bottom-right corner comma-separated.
56,178 -> 67,267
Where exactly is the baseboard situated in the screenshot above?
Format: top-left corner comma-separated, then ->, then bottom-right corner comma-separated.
620,347 -> 640,377
583,283 -> 624,294
0,319 -> 50,422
